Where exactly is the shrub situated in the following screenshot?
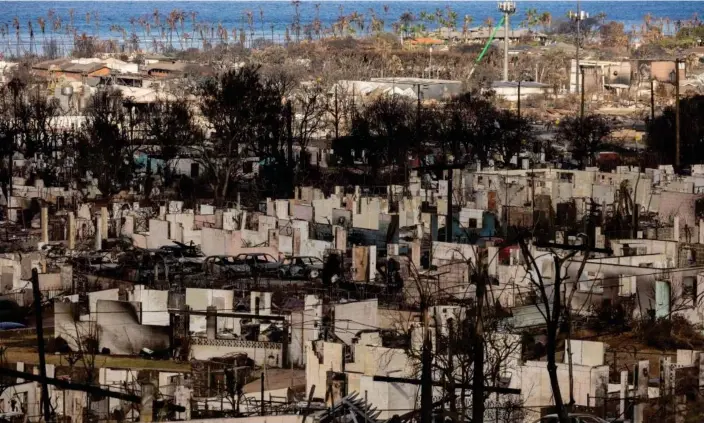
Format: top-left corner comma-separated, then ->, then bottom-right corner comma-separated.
634,314 -> 704,350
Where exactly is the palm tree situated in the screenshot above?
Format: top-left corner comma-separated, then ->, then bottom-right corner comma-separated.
398,11 -> 415,39
539,12 -> 552,33
12,17 -> 20,57
383,4 -> 390,30
68,8 -> 75,30
0,24 -> 8,56
246,10 -> 255,44
93,11 -> 100,37
166,10 -> 176,48
435,8 -> 445,30
28,21 -> 35,56
349,11 -> 365,36
37,17 -> 46,51
291,0 -> 301,43
259,7 -> 265,39
523,8 -> 539,32
595,12 -> 607,25
190,11 -> 197,43
462,15 -> 473,42
371,12 -> 384,36
446,6 -> 458,32
484,17 -> 494,31
644,13 -> 653,29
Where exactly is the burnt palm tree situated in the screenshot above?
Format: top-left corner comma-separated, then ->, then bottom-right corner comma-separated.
93,11 -> 100,37
398,11 -> 415,39
259,6 -> 265,39
28,21 -> 35,56
12,17 -> 20,57
462,14 -> 473,42
190,11 -> 197,46
313,3 -> 322,39
37,17 -> 46,50
245,10 -> 255,45
291,0 -> 301,43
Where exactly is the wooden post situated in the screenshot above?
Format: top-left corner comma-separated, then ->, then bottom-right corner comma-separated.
32,269 -> 52,423
260,372 -> 265,416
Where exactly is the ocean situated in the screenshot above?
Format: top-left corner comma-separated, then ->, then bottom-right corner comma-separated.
0,1 -> 701,55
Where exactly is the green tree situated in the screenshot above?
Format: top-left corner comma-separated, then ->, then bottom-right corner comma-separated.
76,89 -> 141,196
556,115 -> 611,167
647,95 -> 704,166
333,95 -> 415,177
197,65 -> 286,202
600,21 -> 628,48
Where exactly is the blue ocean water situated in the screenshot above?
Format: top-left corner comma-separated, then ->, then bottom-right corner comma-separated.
0,1 -> 701,54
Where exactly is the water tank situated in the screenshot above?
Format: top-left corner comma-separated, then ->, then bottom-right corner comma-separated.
61,85 -> 73,96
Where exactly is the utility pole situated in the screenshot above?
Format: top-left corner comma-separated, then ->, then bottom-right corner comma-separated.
31,269 -> 52,423
446,169 -> 453,242
471,262 -> 486,423
286,100 -> 293,166
650,78 -> 655,124
334,85 -> 339,141
517,80 -> 521,121
420,296 -> 433,423
569,4 -> 588,94
416,84 -> 422,136
286,100 -> 294,197
446,319 -> 456,418
260,372 -> 265,416
675,58 -> 682,168
580,66 -> 585,121
498,2 -> 516,82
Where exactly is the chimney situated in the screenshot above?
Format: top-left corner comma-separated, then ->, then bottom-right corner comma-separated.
94,215 -> 102,251
100,207 -> 109,240
206,305 -> 217,340
40,206 -> 49,244
140,383 -> 155,423
68,212 -> 76,250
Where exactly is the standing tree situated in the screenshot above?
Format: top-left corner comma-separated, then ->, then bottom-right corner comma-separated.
75,89 -> 141,196
437,92 -> 502,165
333,95 -> 415,179
492,110 -> 535,167
647,95 -> 704,166
518,234 -> 591,423
139,97 -> 201,187
600,21 -> 629,49
556,114 -> 611,167
197,65 -> 286,202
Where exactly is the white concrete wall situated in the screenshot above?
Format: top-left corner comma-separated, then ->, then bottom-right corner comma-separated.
305,341 -> 344,400
358,376 -> 418,420
88,289 -> 119,317
166,213 -> 195,231
313,197 -> 340,225
300,239 -> 332,259
241,229 -> 268,247
128,285 -> 169,326
334,300 -> 378,345
185,288 -> 235,333
147,219 -> 171,248
431,242 -> 477,266
519,361 -> 609,418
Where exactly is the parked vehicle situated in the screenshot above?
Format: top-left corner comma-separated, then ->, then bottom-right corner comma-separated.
230,253 -> 281,277
160,242 -> 205,270
278,256 -> 324,279
203,255 -> 240,277
531,414 -> 610,423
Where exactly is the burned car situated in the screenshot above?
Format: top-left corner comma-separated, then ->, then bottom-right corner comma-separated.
203,255 -> 239,277
278,256 -> 323,280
